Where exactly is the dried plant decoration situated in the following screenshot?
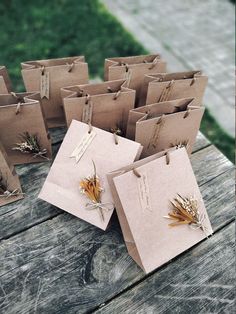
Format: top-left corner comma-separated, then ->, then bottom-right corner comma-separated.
164,194 -> 208,235
12,132 -> 48,159
0,172 -> 23,198
170,140 -> 190,150
79,161 -> 113,221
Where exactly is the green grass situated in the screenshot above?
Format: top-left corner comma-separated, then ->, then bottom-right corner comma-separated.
201,109 -> 235,163
0,0 -> 146,90
0,0 -> 234,162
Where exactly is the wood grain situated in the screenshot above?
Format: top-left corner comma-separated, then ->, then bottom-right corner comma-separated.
95,222 -> 235,314
0,165 -> 234,313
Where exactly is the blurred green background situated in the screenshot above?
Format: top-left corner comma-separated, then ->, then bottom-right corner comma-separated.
0,0 -> 234,162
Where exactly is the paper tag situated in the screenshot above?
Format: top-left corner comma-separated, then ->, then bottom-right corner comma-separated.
82,101 -> 93,124
70,130 -> 96,163
123,69 -> 132,87
148,119 -> 164,149
137,171 -> 152,212
40,72 -> 50,99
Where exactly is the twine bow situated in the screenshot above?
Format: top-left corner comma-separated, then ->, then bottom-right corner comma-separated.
85,201 -> 114,221
80,161 -> 114,222
0,189 -> 24,199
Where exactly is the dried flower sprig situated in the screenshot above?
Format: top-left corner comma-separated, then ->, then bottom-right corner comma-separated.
164,194 -> 208,234
79,161 -> 113,221
0,172 -> 23,199
12,132 -> 48,159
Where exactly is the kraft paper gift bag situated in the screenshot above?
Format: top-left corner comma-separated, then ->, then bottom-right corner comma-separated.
144,70 -> 208,107
0,92 -> 52,165
108,148 -> 213,274
126,98 -> 204,157
61,79 -> 135,135
21,56 -> 89,128
104,54 -> 166,104
38,119 -> 143,230
0,66 -> 12,93
0,142 -> 24,207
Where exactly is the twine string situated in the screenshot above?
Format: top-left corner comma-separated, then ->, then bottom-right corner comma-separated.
67,62 -> 75,72
85,201 -> 114,221
158,79 -> 175,102
148,114 -> 165,149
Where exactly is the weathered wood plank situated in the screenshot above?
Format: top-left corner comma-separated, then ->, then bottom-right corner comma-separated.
0,133 -> 211,241
0,144 -> 62,240
50,127 -> 66,145
94,222 -> 235,314
190,145 -> 233,186
192,132 -> 210,153
0,166 -> 234,313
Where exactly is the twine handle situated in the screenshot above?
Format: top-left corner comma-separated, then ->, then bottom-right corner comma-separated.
148,55 -> 160,69
133,168 -> 141,178
40,65 -> 45,75
165,151 -> 170,165
88,122 -> 93,134
113,90 -> 121,100
67,62 -> 75,72
183,109 -> 191,119
15,103 -> 21,115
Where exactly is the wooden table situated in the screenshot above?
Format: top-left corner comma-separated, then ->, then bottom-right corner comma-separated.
0,129 -> 234,314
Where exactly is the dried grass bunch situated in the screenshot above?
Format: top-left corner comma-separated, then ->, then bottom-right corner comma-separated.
164,194 -> 207,233
12,132 -> 48,159
80,161 -> 113,221
0,172 -> 22,198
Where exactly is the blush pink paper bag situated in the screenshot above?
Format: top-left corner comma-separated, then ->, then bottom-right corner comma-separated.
38,120 -> 143,230
107,148 -> 213,274
104,54 -> 166,105
141,70 -> 208,107
0,92 -> 52,165
61,79 -> 135,135
0,142 -> 24,207
21,56 -> 89,128
0,66 -> 12,94
126,98 -> 204,157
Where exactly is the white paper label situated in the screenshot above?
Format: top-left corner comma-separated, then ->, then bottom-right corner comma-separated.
82,101 -> 93,124
70,130 -> 96,163
40,72 -> 50,99
123,68 -> 132,86
137,171 -> 152,212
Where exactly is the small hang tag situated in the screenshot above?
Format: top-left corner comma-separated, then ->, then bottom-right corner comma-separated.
40,72 -> 50,99
70,130 -> 96,163
82,101 -> 93,124
123,69 -> 132,87
137,170 -> 152,212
